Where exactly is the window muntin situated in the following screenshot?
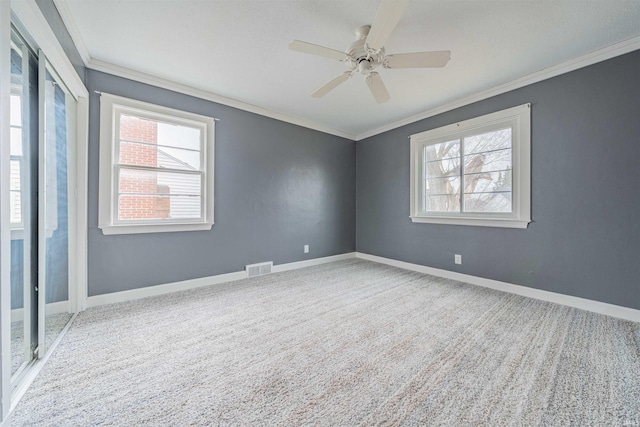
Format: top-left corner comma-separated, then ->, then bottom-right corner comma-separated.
99,93 -> 215,235
410,104 -> 530,228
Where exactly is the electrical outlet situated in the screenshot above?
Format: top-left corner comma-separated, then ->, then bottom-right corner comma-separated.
454,254 -> 462,265
304,245 -> 309,253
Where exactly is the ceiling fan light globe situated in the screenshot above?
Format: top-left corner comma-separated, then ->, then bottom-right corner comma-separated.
358,60 -> 372,73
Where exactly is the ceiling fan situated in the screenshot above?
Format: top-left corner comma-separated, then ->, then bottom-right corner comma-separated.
289,0 -> 451,104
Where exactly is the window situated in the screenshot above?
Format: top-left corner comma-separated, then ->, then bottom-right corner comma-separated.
98,93 -> 215,235
410,104 -> 531,228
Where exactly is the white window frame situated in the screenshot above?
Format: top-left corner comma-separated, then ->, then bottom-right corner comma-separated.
98,93 -> 215,235
410,103 -> 531,229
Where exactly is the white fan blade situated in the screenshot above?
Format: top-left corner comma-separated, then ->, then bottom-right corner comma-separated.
365,0 -> 410,51
366,72 -> 390,103
385,51 -> 451,68
311,72 -> 351,98
289,40 -> 348,61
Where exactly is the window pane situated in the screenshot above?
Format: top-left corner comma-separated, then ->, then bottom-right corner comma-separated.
118,195 -> 202,221
10,127 -> 22,156
119,168 -> 201,196
462,128 -> 512,213
465,169 -> 512,194
464,191 -> 512,213
424,176 -> 460,212
119,114 -> 158,144
464,147 -> 511,173
119,114 -> 201,151
118,168 -> 202,221
424,140 -> 461,212
157,122 -> 201,151
464,128 -> 511,155
10,94 -> 21,126
425,139 -> 460,164
119,141 -> 201,170
424,194 -> 460,212
159,146 -> 200,170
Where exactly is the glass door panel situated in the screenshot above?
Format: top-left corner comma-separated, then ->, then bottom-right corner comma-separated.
40,59 -> 74,353
9,28 -> 39,382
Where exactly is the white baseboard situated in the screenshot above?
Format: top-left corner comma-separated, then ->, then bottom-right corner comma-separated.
271,252 -> 356,273
86,270 -> 247,308
355,252 -> 640,323
11,301 -> 71,322
86,252 -> 357,308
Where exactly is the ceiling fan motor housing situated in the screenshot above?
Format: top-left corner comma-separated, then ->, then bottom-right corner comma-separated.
348,26 -> 384,75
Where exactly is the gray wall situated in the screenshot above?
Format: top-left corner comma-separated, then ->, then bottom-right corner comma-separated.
356,50 -> 640,310
87,70 -> 355,296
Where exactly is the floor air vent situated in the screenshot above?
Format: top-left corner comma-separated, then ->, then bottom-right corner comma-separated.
246,261 -> 273,278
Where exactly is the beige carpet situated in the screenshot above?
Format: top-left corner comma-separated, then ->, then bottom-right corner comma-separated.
11,259 -> 640,426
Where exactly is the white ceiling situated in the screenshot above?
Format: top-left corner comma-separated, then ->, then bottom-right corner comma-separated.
58,0 -> 640,139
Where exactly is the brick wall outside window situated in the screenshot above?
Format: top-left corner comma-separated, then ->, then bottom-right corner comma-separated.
118,115 -> 169,220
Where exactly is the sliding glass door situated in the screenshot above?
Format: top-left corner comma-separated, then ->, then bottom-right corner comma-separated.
8,26 -> 75,387
9,27 -> 38,383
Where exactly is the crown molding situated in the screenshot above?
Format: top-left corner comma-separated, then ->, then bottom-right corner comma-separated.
87,58 -> 357,141
355,36 -> 640,141
53,0 -> 91,66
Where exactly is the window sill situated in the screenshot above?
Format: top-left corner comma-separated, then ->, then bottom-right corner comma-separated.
410,216 -> 530,229
99,222 -> 213,235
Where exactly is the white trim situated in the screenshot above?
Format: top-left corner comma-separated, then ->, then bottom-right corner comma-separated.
10,0 -> 87,99
86,270 -> 246,308
355,252 -> 640,323
74,96 -> 88,312
36,50 -> 46,356
355,36 -> 640,141
86,252 -> 357,308
100,222 -> 213,235
51,0 -> 90,66
271,252 -> 356,273
409,216 -> 529,229
10,301 -> 70,323
88,58 -> 357,141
